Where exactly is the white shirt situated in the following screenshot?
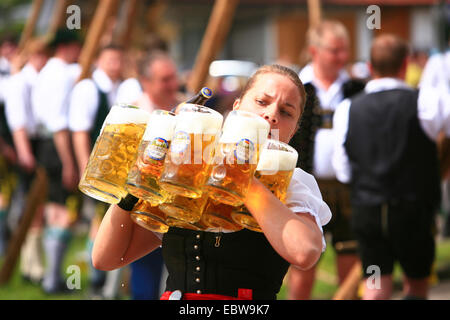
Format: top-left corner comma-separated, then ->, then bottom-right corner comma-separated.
419,51 -> 450,91
332,77 -> 450,184
115,78 -> 142,105
201,168 -> 332,252
69,69 -> 121,132
4,64 -> 39,136
299,64 -> 350,178
31,57 -> 81,135
0,56 -> 11,103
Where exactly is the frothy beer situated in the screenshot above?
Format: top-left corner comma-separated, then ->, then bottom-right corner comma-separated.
205,110 -> 270,207
126,110 -> 176,205
79,105 -> 150,204
159,104 -> 223,199
231,140 -> 298,232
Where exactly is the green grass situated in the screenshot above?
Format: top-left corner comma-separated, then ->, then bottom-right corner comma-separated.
1,231 -> 450,300
277,237 -> 450,300
0,233 -> 90,300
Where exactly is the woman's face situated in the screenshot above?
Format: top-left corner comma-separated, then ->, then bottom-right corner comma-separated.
233,72 -> 303,143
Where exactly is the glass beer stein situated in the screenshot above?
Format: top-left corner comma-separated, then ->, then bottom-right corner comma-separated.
204,110 -> 270,207
231,139 -> 298,232
159,104 -> 223,199
130,199 -> 169,233
79,104 -> 150,204
126,110 -> 176,205
158,193 -> 209,224
201,198 -> 243,231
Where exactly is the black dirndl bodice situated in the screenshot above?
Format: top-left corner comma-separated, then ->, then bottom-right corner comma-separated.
162,227 -> 290,300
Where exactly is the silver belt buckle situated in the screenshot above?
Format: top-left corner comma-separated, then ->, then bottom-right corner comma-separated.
168,290 -> 183,300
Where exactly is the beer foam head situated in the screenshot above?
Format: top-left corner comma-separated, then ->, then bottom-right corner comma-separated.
219,110 -> 270,144
175,104 -> 223,134
256,140 -> 298,172
143,110 -> 177,141
107,104 -> 150,124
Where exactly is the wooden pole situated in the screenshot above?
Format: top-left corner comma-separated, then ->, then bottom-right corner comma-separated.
47,0 -> 71,36
77,0 -> 118,82
307,0 -> 322,28
118,0 -> 139,48
186,0 -> 240,94
17,0 -> 44,53
0,167 -> 48,285
332,260 -> 362,300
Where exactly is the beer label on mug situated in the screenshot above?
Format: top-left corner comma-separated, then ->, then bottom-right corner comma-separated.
170,131 -> 190,156
234,138 -> 255,164
144,137 -> 170,161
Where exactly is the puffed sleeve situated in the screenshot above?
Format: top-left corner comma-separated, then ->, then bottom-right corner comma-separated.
285,168 -> 332,251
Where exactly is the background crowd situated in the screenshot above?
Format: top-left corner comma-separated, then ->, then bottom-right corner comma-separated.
0,8 -> 449,300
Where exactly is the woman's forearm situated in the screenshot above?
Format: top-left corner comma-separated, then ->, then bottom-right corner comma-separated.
92,204 -> 161,271
244,178 -> 322,270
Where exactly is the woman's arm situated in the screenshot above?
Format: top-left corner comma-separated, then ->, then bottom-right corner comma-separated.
244,177 -> 323,270
92,204 -> 162,271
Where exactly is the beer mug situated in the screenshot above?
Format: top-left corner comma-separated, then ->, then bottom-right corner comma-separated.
126,110 -> 176,205
130,200 -> 169,233
204,110 -> 270,207
159,193 -> 209,224
231,139 -> 298,232
165,216 -> 208,231
159,104 -> 223,199
79,105 -> 150,204
201,198 -> 243,231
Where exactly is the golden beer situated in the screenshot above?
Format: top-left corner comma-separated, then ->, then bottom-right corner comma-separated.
126,110 -> 176,205
165,216 -> 208,231
204,110 -> 270,207
159,104 -> 223,199
159,193 -> 209,223
231,140 -> 298,232
130,199 -> 169,233
79,105 -> 150,204
201,198 -> 243,231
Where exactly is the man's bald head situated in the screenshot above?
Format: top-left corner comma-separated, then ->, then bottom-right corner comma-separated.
370,34 -> 409,78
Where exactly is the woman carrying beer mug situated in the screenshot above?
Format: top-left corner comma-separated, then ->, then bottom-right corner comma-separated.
92,64 -> 331,300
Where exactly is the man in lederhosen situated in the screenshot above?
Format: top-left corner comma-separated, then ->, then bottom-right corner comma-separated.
287,20 -> 365,299
332,34 -> 449,299
69,44 -> 124,298
31,29 -> 82,294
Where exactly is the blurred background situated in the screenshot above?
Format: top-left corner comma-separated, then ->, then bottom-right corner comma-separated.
0,0 -> 449,300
